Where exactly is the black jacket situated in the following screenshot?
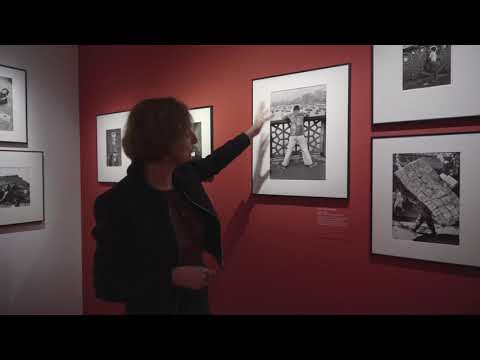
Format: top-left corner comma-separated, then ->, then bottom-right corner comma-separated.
92,133 -> 251,314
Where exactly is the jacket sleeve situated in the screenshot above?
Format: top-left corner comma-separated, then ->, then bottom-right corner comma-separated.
188,132 -> 251,182
92,194 -> 174,304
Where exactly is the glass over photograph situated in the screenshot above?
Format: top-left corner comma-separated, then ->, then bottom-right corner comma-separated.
106,128 -> 122,167
392,152 -> 460,245
0,76 -> 13,131
0,167 -> 31,208
269,84 -> 327,181
403,45 -> 451,91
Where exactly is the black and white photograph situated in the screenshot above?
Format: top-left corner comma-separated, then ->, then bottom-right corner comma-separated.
0,76 -> 13,131
191,122 -> 202,160
392,152 -> 460,245
403,45 -> 451,90
269,84 -> 326,181
252,64 -> 350,198
0,167 -> 31,208
0,150 -> 44,226
106,128 -> 122,167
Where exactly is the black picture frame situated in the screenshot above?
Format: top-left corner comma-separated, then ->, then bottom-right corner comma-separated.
251,63 -> 351,199
370,130 -> 480,269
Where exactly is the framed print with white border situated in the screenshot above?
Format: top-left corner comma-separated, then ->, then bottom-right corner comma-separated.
371,132 -> 480,268
96,110 -> 131,183
252,64 -> 350,198
0,64 -> 27,143
373,45 -> 480,124
0,150 -> 44,226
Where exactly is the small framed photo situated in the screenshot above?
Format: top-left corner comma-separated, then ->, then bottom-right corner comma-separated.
252,64 -> 350,198
96,110 -> 131,183
371,132 -> 480,268
190,105 -> 213,160
0,64 -> 27,143
373,45 -> 480,124
0,150 -> 44,226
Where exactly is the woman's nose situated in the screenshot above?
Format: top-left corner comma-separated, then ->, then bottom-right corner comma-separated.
191,130 -> 198,144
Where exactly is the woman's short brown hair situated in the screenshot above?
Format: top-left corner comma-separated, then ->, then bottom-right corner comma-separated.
122,97 -> 192,162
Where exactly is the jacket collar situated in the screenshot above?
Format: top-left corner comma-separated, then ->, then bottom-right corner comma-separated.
126,161 -> 163,195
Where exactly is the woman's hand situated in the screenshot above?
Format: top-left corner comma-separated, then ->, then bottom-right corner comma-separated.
171,266 -> 217,290
245,101 -> 274,141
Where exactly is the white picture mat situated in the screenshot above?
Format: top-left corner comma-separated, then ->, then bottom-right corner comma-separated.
252,65 -> 350,198
0,151 -> 43,226
0,66 -> 27,143
373,45 -> 480,124
190,107 -> 212,158
372,133 -> 480,267
96,111 -> 131,183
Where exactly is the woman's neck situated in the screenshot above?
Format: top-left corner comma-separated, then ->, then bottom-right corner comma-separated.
144,160 -> 176,191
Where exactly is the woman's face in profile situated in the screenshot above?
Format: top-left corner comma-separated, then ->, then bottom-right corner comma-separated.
170,123 -> 198,165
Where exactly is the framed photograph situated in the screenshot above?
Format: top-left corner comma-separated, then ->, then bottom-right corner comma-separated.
371,132 -> 480,268
96,110 -> 131,183
189,106 -> 213,160
0,64 -> 27,143
96,106 -> 214,183
252,64 -> 350,198
373,45 -> 480,124
0,150 -> 44,226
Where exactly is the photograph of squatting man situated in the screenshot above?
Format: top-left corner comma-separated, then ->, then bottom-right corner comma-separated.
91,97 -> 273,315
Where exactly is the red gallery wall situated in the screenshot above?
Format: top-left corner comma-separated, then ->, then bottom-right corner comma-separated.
79,45 -> 480,315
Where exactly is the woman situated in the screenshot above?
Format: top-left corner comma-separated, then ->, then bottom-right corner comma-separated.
92,97 -> 272,314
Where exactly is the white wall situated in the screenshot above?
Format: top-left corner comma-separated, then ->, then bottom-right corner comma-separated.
0,46 -> 82,314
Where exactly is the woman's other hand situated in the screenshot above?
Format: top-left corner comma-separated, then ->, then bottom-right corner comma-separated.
172,266 -> 217,290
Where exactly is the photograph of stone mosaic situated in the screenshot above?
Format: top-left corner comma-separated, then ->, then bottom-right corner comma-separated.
269,84 -> 326,181
403,45 -> 451,90
392,152 -> 460,245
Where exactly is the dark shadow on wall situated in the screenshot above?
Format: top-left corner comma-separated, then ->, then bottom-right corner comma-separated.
252,193 -> 349,209
370,253 -> 480,279
221,195 -> 257,267
220,134 -> 270,266
372,116 -> 480,132
0,142 -> 28,149
251,133 -> 269,195
0,221 -> 45,235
